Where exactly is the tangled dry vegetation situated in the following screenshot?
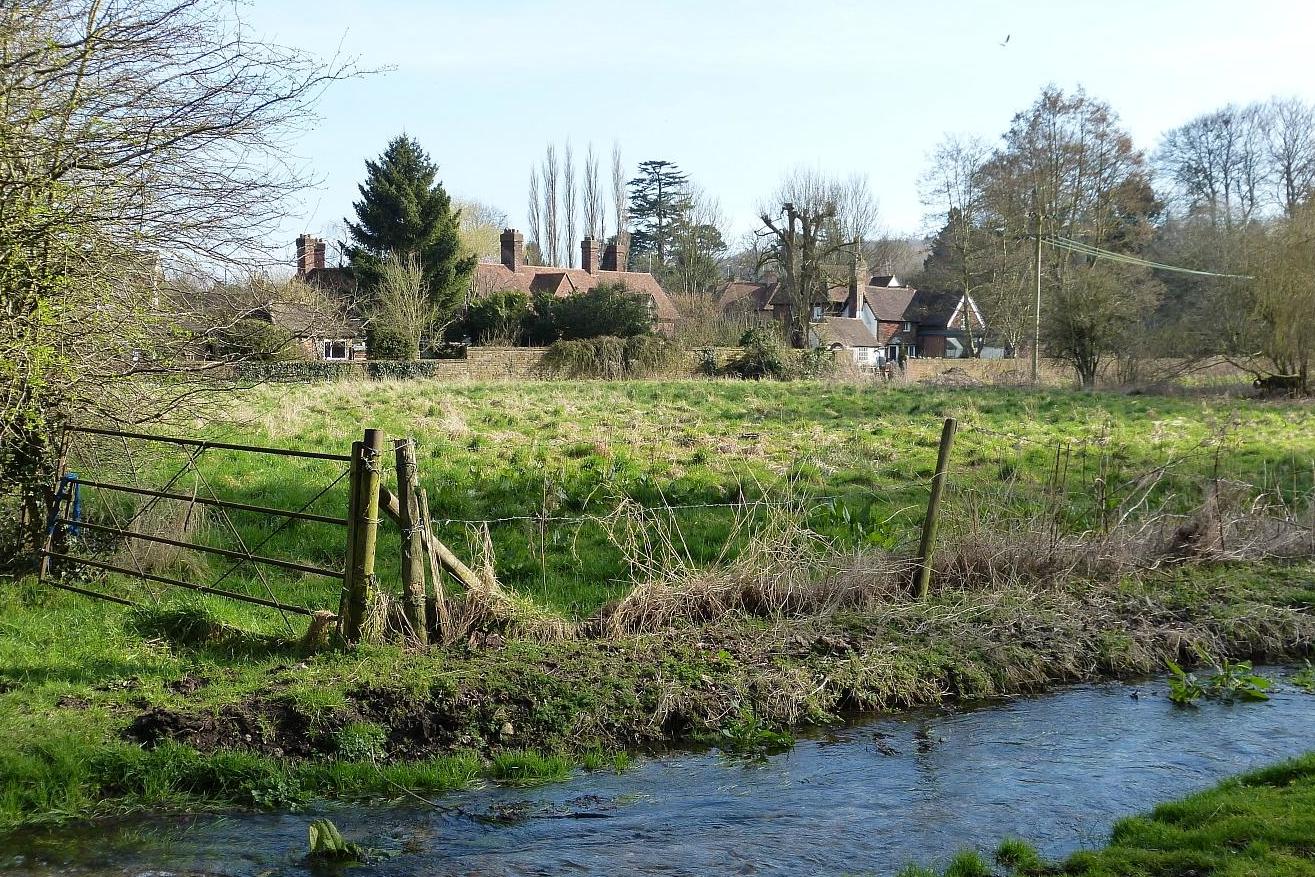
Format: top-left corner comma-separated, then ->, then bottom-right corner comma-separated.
440,474 -> 1315,646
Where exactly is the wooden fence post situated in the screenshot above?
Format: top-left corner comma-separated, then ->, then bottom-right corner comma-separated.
419,488 -> 453,642
914,417 -> 958,600
394,438 -> 429,645
342,428 -> 384,643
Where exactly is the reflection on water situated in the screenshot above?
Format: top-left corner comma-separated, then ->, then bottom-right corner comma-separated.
4,669 -> 1314,876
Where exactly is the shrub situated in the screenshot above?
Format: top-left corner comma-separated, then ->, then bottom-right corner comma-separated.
623,335 -> 682,376
541,335 -> 681,379
797,345 -> 836,379
528,282 -> 654,342
460,290 -> 530,345
210,319 -> 306,362
366,321 -> 418,361
726,327 -> 787,380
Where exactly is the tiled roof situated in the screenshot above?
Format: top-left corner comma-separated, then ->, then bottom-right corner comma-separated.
816,317 -> 881,348
863,286 -> 919,321
907,290 -> 964,327
473,262 -> 679,322
717,280 -> 779,313
258,301 -> 359,338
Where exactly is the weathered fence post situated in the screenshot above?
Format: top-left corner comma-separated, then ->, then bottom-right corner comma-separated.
394,438 -> 429,645
342,428 -> 384,643
914,417 -> 958,600
419,487 -> 453,643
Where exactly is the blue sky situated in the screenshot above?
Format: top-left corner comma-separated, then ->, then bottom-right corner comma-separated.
249,0 -> 1315,262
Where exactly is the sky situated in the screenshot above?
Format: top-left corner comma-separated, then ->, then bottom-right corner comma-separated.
247,0 -> 1315,265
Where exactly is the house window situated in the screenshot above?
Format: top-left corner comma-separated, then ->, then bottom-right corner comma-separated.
811,305 -> 824,321
902,321 -> 913,332
322,339 -> 350,361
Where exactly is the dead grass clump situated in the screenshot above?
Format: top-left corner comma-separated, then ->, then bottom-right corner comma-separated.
444,525 -> 576,644
594,498 -> 909,635
117,499 -> 212,578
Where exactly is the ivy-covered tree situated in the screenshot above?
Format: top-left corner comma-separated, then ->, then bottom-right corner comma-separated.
345,136 -> 476,321
628,160 -> 691,267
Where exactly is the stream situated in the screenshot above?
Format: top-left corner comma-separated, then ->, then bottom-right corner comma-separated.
4,668 -> 1314,876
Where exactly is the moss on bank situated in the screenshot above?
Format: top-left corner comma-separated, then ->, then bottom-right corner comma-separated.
2,560 -> 1314,831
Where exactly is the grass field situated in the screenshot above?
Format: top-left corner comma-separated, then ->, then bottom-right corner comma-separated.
5,379 -> 1315,831
59,380 -> 1315,625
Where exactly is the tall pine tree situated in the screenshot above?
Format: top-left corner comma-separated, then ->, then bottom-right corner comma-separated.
627,160 -> 691,268
345,135 -> 475,320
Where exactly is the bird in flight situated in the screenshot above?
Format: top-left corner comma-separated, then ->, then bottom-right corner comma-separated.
1000,34 -> 1011,47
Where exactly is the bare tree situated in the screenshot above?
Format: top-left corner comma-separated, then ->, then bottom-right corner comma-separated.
527,166 -> 542,262
372,253 -> 439,359
757,169 -> 860,347
1267,97 -> 1315,217
835,174 -> 880,248
583,143 -> 604,242
0,0 -> 357,549
563,141 -> 577,266
542,144 -> 560,266
1157,104 -> 1269,228
455,198 -> 508,261
611,142 -> 629,243
919,136 -> 992,355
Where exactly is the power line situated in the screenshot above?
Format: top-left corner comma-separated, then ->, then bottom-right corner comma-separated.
1044,235 -> 1254,280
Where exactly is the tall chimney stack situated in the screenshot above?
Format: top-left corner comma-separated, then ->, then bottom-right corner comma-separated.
295,234 -> 325,276
500,228 -> 524,271
848,249 -> 867,319
614,231 -> 630,273
581,236 -> 601,274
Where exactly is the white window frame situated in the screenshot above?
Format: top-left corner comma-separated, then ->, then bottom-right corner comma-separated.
322,339 -> 351,361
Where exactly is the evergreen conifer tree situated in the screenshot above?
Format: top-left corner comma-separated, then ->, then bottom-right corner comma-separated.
627,160 -> 691,267
345,136 -> 476,321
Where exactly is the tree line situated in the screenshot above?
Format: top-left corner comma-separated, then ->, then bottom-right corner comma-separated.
915,86 -> 1315,387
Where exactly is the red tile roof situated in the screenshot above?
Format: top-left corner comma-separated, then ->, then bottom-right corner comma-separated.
815,317 -> 881,348
473,262 -> 679,322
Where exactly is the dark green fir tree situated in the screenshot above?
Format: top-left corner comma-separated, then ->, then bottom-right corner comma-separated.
344,135 -> 475,318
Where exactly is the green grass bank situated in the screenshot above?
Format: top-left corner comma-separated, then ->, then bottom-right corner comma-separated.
2,560 -> 1314,831
906,751 -> 1315,876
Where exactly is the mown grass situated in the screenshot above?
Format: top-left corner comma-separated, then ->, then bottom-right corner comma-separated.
906,752 -> 1315,876
58,380 -> 1315,623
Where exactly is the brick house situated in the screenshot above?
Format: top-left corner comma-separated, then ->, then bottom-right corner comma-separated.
719,272 -> 983,365
471,230 -> 680,335
280,234 -> 364,360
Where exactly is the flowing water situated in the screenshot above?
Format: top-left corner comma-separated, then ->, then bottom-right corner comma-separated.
5,668 -> 1315,876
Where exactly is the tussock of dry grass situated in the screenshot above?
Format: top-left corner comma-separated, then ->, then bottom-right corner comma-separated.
117,500 -> 212,578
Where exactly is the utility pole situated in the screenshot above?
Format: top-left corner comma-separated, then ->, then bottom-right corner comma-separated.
1031,208 -> 1042,384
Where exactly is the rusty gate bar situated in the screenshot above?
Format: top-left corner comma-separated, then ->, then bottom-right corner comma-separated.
41,550 -> 319,615
72,478 -> 348,526
65,425 -> 353,463
62,518 -> 345,579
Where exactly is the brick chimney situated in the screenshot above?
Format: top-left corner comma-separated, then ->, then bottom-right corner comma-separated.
602,231 -> 631,272
295,234 -> 325,276
500,228 -> 524,271
581,236 -> 602,273
848,250 -> 867,319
